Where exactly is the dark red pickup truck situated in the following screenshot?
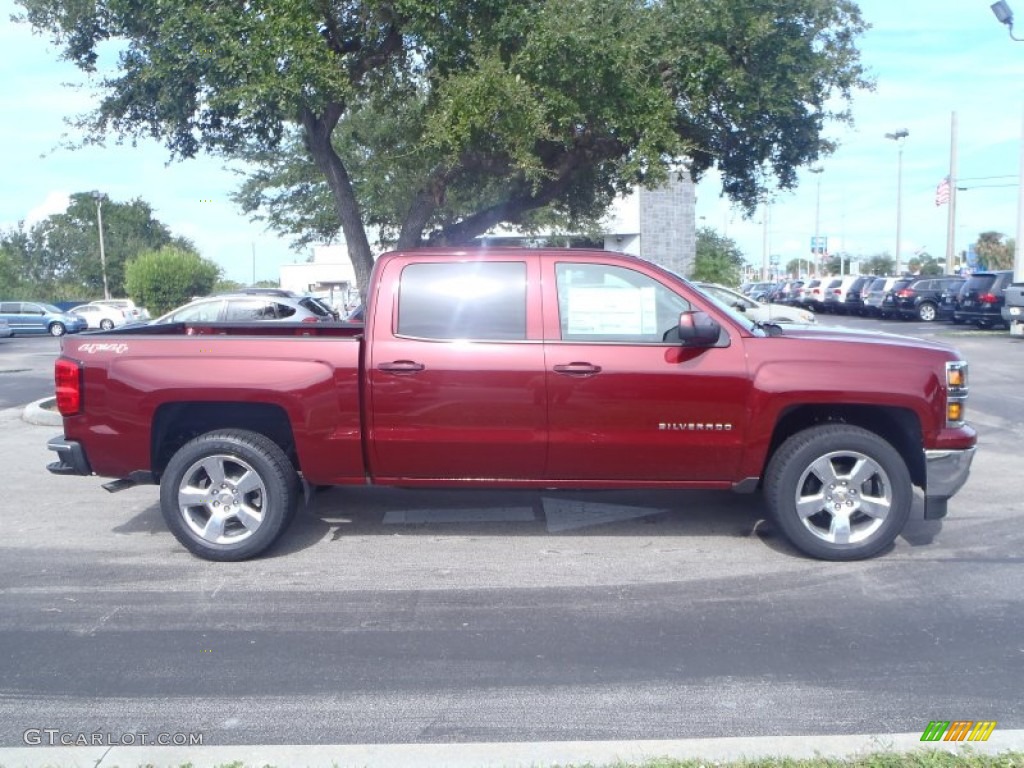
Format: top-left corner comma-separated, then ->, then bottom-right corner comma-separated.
47,248 -> 976,561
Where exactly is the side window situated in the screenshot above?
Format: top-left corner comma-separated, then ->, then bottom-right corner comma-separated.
173,300 -> 224,323
274,302 -> 297,319
556,262 -> 691,343
224,298 -> 273,321
0,303 -> 19,313
397,261 -> 527,340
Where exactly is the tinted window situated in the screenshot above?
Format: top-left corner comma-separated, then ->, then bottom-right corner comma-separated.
556,262 -> 691,343
398,261 -> 527,340
224,299 -> 277,321
0,303 -> 20,313
171,300 -> 224,322
298,297 -> 332,317
965,275 -> 997,293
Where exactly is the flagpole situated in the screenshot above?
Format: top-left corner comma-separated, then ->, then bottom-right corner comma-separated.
946,111 -> 958,274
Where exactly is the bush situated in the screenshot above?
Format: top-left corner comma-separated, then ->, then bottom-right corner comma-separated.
124,246 -> 221,316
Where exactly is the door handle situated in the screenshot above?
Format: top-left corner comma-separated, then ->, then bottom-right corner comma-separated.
377,360 -> 426,373
553,362 -> 602,376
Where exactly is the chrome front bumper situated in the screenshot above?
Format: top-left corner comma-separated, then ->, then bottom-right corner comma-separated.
923,447 -> 976,519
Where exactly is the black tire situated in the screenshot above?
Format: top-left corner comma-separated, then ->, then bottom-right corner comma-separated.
764,424 -> 912,560
917,302 -> 937,322
159,429 -> 299,561
99,319 -> 114,330
48,322 -> 66,337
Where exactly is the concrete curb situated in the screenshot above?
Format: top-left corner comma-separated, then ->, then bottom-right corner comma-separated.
1,731 -> 1022,768
21,397 -> 62,427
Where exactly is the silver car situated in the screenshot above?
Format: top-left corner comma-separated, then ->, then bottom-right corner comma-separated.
152,294 -> 335,324
696,283 -> 816,325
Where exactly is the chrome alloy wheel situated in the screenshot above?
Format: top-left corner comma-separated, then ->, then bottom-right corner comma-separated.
793,450 -> 893,545
176,454 -> 268,545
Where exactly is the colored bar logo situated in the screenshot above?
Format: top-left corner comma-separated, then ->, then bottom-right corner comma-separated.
921,721 -> 997,742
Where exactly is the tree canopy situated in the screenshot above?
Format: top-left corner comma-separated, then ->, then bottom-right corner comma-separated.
692,227 -> 745,286
124,246 -> 221,316
973,231 -> 1015,271
17,0 -> 871,291
0,193 -> 196,301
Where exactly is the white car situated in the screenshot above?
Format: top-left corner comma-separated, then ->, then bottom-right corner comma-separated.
69,303 -> 130,330
696,282 -> 816,325
89,298 -> 150,322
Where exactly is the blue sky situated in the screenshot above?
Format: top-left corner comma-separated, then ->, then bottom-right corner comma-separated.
2,0 -> 1024,282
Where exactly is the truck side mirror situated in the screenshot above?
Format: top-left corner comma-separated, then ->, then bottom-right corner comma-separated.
677,310 -> 721,346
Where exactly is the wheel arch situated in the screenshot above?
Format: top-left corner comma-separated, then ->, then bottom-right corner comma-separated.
151,402 -> 296,478
765,404 -> 925,489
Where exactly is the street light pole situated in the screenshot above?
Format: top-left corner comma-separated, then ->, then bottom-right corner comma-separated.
885,129 -> 909,274
809,167 -> 824,276
989,2 -> 1024,281
92,192 -> 111,300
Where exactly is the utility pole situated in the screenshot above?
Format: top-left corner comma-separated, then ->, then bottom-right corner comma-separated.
945,112 -> 959,274
92,192 -> 111,300
885,129 -> 909,274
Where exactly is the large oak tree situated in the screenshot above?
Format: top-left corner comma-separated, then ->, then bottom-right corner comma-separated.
16,0 -> 870,291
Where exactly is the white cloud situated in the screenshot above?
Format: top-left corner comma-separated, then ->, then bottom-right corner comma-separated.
24,191 -> 70,227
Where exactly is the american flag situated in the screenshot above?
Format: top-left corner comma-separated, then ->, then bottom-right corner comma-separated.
935,176 -> 951,206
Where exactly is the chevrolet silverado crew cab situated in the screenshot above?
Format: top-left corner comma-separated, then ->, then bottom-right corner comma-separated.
47,248 -> 977,562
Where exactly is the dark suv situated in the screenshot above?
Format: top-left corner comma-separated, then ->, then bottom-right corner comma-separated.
953,270 -> 1015,328
892,276 -> 966,322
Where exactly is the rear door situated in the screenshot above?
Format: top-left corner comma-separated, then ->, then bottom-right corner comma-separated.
541,258 -> 751,482
366,255 -> 548,481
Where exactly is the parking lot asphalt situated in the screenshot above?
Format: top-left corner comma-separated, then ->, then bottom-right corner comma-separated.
1,316 -> 1022,765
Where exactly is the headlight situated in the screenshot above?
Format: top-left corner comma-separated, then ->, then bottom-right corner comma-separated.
801,311 -> 815,323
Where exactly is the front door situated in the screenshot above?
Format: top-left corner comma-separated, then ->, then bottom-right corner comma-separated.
543,260 -> 750,483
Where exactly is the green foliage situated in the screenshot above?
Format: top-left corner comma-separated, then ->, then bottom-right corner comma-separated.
124,246 -> 221,316
692,227 -> 745,285
862,254 -> 896,276
906,253 -> 944,276
213,278 -> 245,294
0,193 -> 195,301
17,0 -> 871,289
973,231 -> 1014,270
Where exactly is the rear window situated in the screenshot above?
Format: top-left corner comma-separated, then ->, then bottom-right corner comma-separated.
398,261 -> 527,340
965,275 -> 997,292
298,297 -> 332,317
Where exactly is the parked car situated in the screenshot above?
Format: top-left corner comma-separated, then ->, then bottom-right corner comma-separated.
0,318 -> 12,338
740,281 -> 776,301
90,298 -> 150,322
938,279 -> 967,322
69,303 -> 130,330
953,270 -> 1015,329
152,293 -> 337,324
841,275 -> 873,316
862,277 -> 901,318
223,288 -> 341,319
769,279 -> 804,305
891,276 -> 966,322
695,282 -> 816,325
795,278 -> 826,312
343,304 -> 366,323
821,275 -> 862,314
0,301 -> 88,336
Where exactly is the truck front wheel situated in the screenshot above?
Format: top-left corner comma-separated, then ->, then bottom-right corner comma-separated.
159,429 -> 299,561
764,425 -> 912,560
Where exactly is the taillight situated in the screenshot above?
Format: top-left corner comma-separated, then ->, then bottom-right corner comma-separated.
54,358 -> 82,416
896,289 -> 913,298
979,293 -> 997,304
301,316 -> 319,323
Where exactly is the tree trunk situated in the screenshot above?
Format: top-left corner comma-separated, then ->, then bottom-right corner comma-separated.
300,106 -> 375,297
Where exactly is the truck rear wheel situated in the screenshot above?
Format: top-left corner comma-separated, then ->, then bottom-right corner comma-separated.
764,425 -> 912,560
159,429 -> 299,561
